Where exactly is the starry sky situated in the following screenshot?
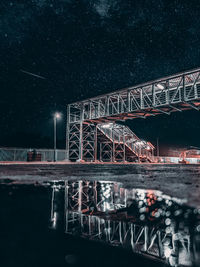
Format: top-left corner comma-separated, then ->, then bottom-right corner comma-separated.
1,0 -> 200,152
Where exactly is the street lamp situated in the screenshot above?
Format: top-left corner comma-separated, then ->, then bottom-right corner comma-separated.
54,112 -> 61,162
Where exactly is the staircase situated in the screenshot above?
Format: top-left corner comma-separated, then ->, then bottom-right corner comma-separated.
97,123 -> 154,162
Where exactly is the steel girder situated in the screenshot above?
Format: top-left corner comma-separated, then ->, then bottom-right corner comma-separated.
66,68 -> 200,162
82,124 -> 96,161
67,121 -> 154,162
68,68 -> 200,123
97,123 -> 154,162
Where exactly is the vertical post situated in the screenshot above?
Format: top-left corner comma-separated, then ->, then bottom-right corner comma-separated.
100,143 -> 102,162
118,94 -> 120,113
14,149 -> 16,161
112,123 -> 115,162
89,101 -> 92,119
166,79 -> 169,104
152,84 -> 155,106
78,181 -> 82,212
127,90 -> 131,112
54,116 -> 57,162
183,74 -> 186,101
94,124 -> 98,162
194,83 -> 198,99
79,122 -> 83,161
79,104 -> 84,161
138,145 -> 141,163
144,226 -> 149,252
64,181 -> 68,232
123,126 -> 126,163
66,105 -> 70,161
140,87 -> 144,109
98,100 -> 100,118
107,96 -> 110,115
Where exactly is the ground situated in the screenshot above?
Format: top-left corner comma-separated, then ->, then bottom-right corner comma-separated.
0,163 -> 199,208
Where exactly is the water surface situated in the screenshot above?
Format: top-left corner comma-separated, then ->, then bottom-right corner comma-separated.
0,178 -> 200,267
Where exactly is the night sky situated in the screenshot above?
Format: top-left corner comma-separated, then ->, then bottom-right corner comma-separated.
1,0 -> 200,152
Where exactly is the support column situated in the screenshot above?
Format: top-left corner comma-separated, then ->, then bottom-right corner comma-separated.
79,122 -> 83,161
64,181 -> 68,233
112,123 -> 115,162
127,90 -> 131,112
79,104 -> 84,161
78,181 -> 82,212
66,105 -> 70,161
94,124 -> 98,162
123,126 -> 126,162
100,143 -> 102,162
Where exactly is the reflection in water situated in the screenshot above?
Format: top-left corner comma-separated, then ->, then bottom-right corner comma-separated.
50,180 -> 200,267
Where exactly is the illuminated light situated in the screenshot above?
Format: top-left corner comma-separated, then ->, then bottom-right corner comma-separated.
140,214 -> 145,221
54,112 -> 61,119
138,192 -> 145,200
138,200 -> 143,207
104,202 -> 111,211
136,141 -> 145,146
165,218 -> 171,225
155,211 -> 160,218
168,201 -> 172,206
101,123 -> 113,128
196,225 -> 200,232
51,211 -> 58,229
139,207 -> 146,213
164,247 -> 172,258
156,83 -> 165,90
166,211 -> 171,217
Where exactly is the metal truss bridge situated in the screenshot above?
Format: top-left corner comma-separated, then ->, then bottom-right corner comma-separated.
66,67 -> 200,162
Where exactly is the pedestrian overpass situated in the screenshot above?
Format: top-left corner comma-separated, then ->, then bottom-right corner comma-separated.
66,67 -> 200,162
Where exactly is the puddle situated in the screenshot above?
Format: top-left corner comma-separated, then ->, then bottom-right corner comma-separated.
48,180 -> 200,267
1,179 -> 200,266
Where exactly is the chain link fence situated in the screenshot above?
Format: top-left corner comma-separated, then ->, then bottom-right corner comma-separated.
0,147 -> 67,162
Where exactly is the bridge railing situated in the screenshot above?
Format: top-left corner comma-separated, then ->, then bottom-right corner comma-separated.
0,147 -> 67,162
97,123 -> 154,161
68,68 -> 200,123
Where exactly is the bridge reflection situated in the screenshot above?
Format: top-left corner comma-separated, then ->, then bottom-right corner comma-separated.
50,180 -> 200,266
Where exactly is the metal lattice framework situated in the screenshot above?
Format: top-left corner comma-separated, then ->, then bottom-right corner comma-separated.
63,180 -> 198,265
66,67 -> 200,162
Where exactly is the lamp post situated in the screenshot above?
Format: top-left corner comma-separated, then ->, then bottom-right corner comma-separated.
54,112 -> 61,162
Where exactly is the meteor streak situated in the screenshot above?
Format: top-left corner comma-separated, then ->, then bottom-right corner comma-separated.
20,69 -> 46,80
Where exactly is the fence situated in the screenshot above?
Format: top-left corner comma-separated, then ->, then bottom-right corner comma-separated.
0,147 -> 67,162
159,156 -> 200,164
